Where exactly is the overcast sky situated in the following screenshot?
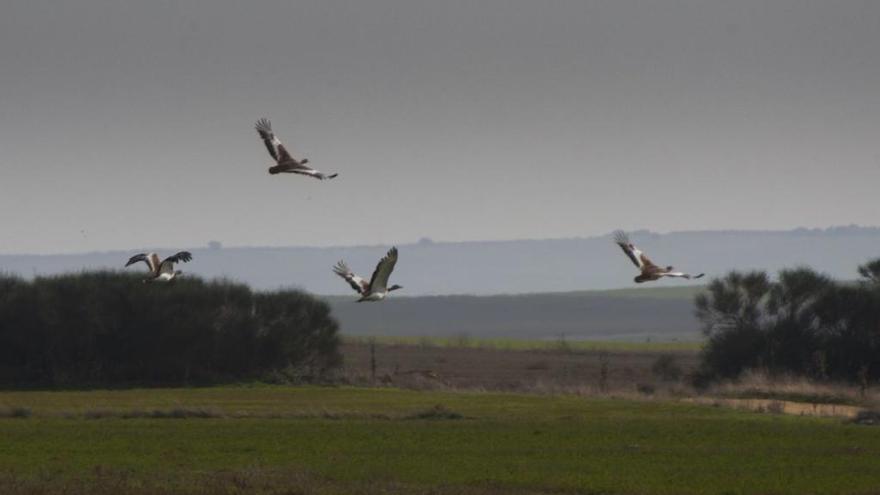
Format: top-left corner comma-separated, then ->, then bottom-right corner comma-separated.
1,0 -> 879,254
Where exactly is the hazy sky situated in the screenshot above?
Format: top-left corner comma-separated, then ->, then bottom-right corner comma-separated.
2,0 -> 879,254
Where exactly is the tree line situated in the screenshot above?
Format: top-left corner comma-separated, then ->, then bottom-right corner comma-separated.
0,271 -> 341,388
694,258 -> 880,386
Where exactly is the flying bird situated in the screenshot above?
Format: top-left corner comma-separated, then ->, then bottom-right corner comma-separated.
125,251 -> 193,283
255,118 -> 338,180
333,247 -> 403,302
613,231 -> 704,283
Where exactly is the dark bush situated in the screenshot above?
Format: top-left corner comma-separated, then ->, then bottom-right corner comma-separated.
694,259 -> 880,385
0,271 -> 341,388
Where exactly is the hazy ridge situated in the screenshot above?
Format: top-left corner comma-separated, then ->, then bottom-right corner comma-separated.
5,226 -> 877,341
2,226 -> 877,295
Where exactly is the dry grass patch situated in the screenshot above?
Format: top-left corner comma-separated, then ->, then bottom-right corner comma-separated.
708,371 -> 880,407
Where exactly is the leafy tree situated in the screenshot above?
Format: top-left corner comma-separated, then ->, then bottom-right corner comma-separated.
695,271 -> 772,336
812,260 -> 880,382
694,261 -> 877,384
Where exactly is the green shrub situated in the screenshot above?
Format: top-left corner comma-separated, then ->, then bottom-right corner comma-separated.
694,259 -> 880,385
0,271 -> 340,388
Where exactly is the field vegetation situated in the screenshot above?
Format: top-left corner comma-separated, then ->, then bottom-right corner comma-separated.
1,386 -> 879,495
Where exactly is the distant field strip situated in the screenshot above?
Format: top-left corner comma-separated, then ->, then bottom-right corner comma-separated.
343,335 -> 703,352
1,386 -> 878,495
327,284 -> 703,341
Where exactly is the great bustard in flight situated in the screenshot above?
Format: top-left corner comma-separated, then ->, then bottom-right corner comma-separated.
255,118 -> 338,180
125,251 -> 193,283
614,231 -> 704,283
333,247 -> 403,302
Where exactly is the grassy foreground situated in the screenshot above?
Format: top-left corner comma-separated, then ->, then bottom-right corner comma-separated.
1,386 -> 878,494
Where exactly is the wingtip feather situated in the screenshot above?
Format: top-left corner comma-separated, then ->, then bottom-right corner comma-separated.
255,118 -> 273,135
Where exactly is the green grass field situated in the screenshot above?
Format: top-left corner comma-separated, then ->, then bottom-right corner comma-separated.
1,386 -> 877,494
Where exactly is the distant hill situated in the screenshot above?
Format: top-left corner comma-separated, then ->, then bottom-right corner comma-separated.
1,225 -> 878,296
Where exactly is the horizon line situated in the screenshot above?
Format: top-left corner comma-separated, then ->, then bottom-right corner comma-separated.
2,223 -> 879,258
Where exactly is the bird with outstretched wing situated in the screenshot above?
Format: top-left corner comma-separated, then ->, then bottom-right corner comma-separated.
332,247 -> 403,301
614,231 -> 703,283
255,118 -> 338,180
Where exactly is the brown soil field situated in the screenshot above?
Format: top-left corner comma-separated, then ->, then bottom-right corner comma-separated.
340,341 -> 700,394
339,343 -> 880,419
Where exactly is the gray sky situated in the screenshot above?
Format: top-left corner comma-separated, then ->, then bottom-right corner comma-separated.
1,0 -> 879,254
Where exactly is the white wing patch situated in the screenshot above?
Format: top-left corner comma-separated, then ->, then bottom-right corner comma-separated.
333,261 -> 369,294
147,253 -> 161,274
369,247 -> 399,292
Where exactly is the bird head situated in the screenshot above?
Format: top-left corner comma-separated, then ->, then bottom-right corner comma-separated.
388,284 -> 404,291
634,276 -> 646,284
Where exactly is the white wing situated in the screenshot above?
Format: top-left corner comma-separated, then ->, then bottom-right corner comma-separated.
158,251 -> 192,275
661,272 -> 705,280
158,260 -> 175,276
333,261 -> 369,295
255,118 -> 301,164
368,247 -> 398,292
614,231 -> 644,270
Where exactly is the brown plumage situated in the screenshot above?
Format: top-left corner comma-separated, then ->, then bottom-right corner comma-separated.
613,231 -> 703,283
125,251 -> 193,283
255,118 -> 338,180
